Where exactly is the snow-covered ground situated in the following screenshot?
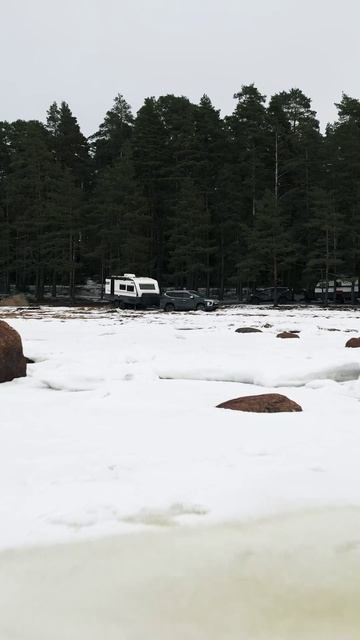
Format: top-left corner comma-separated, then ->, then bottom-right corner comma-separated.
2,304 -> 360,638
1,304 -> 360,550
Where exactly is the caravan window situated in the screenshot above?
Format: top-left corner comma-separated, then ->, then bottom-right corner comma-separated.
126,285 -> 135,292
119,284 -> 126,290
139,283 -> 156,290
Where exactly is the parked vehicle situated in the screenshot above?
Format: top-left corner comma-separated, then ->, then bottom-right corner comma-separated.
161,290 -> 219,312
104,274 -> 160,308
314,278 -> 359,303
246,287 -> 293,304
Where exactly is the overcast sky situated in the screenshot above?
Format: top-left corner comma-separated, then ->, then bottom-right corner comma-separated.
1,0 -> 360,135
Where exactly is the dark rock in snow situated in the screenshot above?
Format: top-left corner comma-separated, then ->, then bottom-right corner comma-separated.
0,320 -> 27,383
0,293 -> 29,307
217,393 -> 302,413
345,337 -> 360,348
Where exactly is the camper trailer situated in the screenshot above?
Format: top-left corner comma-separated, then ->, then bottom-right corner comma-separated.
104,274 -> 160,308
314,277 -> 359,303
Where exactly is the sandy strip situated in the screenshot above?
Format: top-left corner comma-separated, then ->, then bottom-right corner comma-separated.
1,507 -> 360,639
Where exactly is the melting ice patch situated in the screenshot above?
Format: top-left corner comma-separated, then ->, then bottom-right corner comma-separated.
3,507 -> 360,640
158,361 -> 360,387
122,502 -> 208,527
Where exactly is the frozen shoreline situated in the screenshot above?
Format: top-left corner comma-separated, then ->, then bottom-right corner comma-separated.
1,306 -> 360,636
1,306 -> 360,549
1,506 -> 360,639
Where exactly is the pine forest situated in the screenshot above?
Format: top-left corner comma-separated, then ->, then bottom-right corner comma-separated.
1,86 -> 360,299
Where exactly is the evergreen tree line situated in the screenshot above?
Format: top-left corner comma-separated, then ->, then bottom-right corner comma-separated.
1,86 -> 360,299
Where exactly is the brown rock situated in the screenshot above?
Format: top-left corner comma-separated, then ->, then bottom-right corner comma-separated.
0,321 -> 27,383
277,331 -> 300,339
0,293 -> 29,307
345,337 -> 360,348
235,327 -> 262,333
217,393 -> 302,413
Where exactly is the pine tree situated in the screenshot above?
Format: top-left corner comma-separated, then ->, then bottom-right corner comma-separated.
268,89 -> 323,287
221,85 -> 271,294
4,120 -> 83,299
88,147 -> 151,285
167,177 -> 212,288
90,94 -> 134,169
192,95 -> 225,292
0,122 -> 13,292
133,97 -> 169,279
46,101 -> 92,189
226,85 -> 271,216
305,188 -> 344,302
325,94 -> 360,284
252,189 -> 296,302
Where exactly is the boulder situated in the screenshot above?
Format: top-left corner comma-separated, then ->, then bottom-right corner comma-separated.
0,321 -> 27,383
277,331 -> 300,339
345,337 -> 360,348
235,327 -> 262,334
0,293 -> 29,307
217,393 -> 302,413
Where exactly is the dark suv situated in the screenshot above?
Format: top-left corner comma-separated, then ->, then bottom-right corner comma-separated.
161,290 -> 219,312
247,287 -> 293,304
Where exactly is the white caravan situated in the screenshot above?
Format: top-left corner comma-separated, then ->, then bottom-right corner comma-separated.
104,274 -> 160,308
314,277 -> 359,303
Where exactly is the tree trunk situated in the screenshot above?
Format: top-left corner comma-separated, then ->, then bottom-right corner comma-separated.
273,253 -> 278,307
69,233 -> 75,300
273,129 -> 279,307
52,270 -> 57,298
100,259 -> 105,300
324,226 -> 329,306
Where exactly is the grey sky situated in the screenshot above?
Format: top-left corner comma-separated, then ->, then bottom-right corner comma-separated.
1,0 -> 360,135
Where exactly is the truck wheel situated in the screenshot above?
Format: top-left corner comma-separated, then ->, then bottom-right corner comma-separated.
164,303 -> 175,312
196,303 -> 205,311
118,300 -> 126,309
